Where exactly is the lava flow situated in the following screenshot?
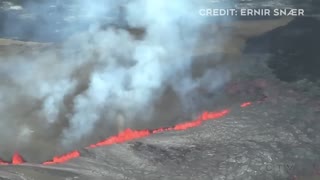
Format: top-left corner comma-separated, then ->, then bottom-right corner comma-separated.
241,102 -> 252,108
0,102 -> 252,166
0,152 -> 25,165
12,152 -> 25,165
43,151 -> 81,165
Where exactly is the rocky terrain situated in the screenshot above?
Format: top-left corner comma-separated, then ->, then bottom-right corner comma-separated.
0,16 -> 319,179
0,1 -> 319,180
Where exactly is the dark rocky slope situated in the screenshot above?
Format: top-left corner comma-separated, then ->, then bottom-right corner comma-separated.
245,17 -> 320,82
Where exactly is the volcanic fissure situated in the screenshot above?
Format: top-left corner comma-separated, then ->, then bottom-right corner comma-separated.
0,101 -> 252,166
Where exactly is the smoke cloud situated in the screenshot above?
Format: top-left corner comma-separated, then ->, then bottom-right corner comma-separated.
0,0 -> 231,161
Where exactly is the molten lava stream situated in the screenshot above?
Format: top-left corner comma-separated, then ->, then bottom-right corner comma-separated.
43,151 -> 81,165
0,152 -> 25,165
89,108 -> 231,149
241,102 -> 252,108
12,152 -> 25,165
0,101 -> 253,166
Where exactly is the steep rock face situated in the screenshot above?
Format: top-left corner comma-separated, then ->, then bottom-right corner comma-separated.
245,17 -> 320,82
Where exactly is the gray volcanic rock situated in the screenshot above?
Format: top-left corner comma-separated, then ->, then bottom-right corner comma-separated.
0,1 -> 319,180
245,17 -> 320,82
0,41 -> 319,180
0,77 -> 319,180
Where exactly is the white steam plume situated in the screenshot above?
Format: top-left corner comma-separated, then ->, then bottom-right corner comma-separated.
61,0 -> 208,146
0,0 -> 231,158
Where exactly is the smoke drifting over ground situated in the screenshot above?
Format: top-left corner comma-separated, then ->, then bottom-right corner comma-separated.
0,0 -> 231,161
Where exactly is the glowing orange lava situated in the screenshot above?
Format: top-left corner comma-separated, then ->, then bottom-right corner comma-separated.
12,152 -> 24,165
89,129 -> 151,148
0,101 -> 253,165
43,150 -> 81,165
241,102 -> 252,108
201,109 -> 230,121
